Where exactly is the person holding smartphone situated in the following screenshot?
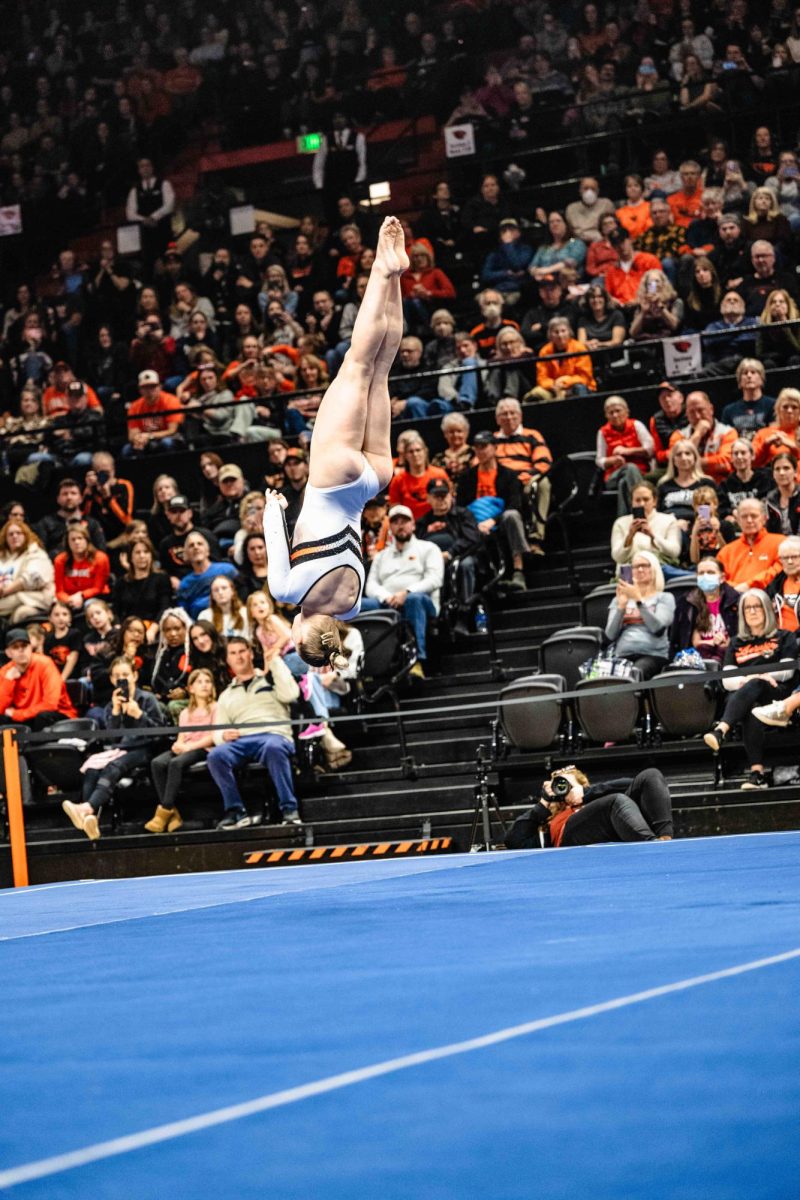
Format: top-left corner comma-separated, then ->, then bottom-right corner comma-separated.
611,480 -> 682,571
689,487 -> 723,563
605,550 -> 676,678
81,450 -> 135,547
62,655 -> 165,841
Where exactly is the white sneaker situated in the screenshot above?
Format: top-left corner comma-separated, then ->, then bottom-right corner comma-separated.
752,701 -> 791,728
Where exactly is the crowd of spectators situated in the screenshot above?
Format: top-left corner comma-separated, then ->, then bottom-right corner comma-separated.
4,0 -> 800,837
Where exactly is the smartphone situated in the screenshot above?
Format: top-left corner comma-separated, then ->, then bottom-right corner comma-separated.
97,469 -> 110,485
116,678 -> 129,700
698,504 -> 711,521
619,565 -> 633,584
726,160 -> 737,170
632,505 -> 646,520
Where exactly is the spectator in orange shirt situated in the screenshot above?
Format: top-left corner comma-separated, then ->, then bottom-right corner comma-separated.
528,317 -> 596,401
0,626 -> 77,728
494,397 -> 553,546
717,498 -> 784,590
122,369 -> 183,457
42,361 -> 102,418
615,174 -> 653,240
54,524 -> 111,611
751,388 -> 800,469
603,229 -> 662,306
388,433 -> 450,520
667,160 -> 704,228
668,390 -> 736,483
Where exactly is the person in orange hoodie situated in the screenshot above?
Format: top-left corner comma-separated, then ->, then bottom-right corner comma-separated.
0,627 -> 77,728
528,316 -> 596,401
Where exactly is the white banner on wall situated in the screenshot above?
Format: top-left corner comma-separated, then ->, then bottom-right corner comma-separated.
444,123 -> 476,159
663,333 -> 702,377
0,205 -> 22,236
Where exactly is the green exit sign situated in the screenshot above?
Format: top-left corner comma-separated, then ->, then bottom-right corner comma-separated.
297,132 -> 322,153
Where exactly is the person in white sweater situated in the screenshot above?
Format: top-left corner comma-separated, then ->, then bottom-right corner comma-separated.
610,480 -> 683,572
364,504 -> 444,675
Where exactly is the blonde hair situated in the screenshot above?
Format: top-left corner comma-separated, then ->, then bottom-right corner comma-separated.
635,269 -> 676,307
747,186 -> 781,223
692,486 -> 718,512
295,613 -> 349,669
775,387 -> 800,418
663,438 -> 703,483
760,290 -> 799,326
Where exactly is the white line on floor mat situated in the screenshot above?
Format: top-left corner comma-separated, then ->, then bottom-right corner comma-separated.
0,853 -> 506,941
1,945 -> 798,1190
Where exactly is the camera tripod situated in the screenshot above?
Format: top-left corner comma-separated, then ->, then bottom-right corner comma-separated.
469,743 -> 507,852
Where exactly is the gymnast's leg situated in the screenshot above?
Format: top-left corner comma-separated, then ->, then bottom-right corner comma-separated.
308,216 -> 408,489
362,250 -> 404,489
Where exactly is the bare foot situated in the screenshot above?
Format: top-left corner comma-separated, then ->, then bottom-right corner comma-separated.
376,216 -> 409,274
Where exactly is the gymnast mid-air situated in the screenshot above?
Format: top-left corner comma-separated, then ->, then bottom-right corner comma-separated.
264,215 -> 408,667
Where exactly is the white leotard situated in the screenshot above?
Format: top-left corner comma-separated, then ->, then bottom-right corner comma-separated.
264,458 -> 381,620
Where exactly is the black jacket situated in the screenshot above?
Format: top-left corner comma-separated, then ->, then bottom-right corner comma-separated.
416,505 -> 483,559
669,584 -> 740,658
765,486 -> 800,536
456,462 -> 524,514
506,777 -> 637,849
45,406 -> 105,456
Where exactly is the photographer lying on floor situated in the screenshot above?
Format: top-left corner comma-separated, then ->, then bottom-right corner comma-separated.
506,766 -> 674,849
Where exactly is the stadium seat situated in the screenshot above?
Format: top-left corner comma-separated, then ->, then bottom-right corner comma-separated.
349,609 -> 418,778
498,673 -> 565,753
539,627 -> 604,692
650,669 -> 720,738
580,585 -> 616,632
574,677 -> 640,745
25,719 -> 99,797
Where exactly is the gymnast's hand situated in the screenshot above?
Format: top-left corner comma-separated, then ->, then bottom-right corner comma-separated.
264,489 -> 288,510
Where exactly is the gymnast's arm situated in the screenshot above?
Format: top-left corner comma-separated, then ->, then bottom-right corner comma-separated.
263,491 -> 301,604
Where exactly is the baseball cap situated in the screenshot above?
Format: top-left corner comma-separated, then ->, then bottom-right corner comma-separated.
66,380 -> 85,395
388,504 -> 414,520
608,227 -> 630,247
218,463 -> 244,482
538,273 -> 559,285
167,495 -> 191,511
5,627 -> 30,648
426,477 -> 450,495
138,369 -> 160,386
284,448 -> 308,462
657,380 -> 675,391
473,430 -> 495,447
499,217 -> 520,229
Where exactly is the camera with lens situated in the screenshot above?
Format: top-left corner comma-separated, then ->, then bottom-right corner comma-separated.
549,774 -> 572,799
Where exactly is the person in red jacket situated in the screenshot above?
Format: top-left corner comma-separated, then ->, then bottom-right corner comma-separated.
0,627 -> 77,728
603,228 -> 662,306
400,241 -> 457,333
388,433 -> 450,520
54,524 -> 111,611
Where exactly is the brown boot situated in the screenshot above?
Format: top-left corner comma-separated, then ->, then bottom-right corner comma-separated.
321,726 -> 352,771
145,805 -> 174,833
166,806 -> 183,833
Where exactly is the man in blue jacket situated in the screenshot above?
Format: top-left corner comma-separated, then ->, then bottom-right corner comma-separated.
480,218 -> 534,308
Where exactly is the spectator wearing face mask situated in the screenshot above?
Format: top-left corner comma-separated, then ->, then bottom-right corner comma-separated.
565,176 -> 615,244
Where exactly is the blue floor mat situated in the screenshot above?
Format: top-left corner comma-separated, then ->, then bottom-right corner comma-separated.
1,832 -> 798,1199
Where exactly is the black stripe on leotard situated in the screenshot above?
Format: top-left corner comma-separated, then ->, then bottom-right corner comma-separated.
290,524 -> 363,566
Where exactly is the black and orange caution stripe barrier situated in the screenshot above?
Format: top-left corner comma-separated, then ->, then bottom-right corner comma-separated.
244,837 -> 454,868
